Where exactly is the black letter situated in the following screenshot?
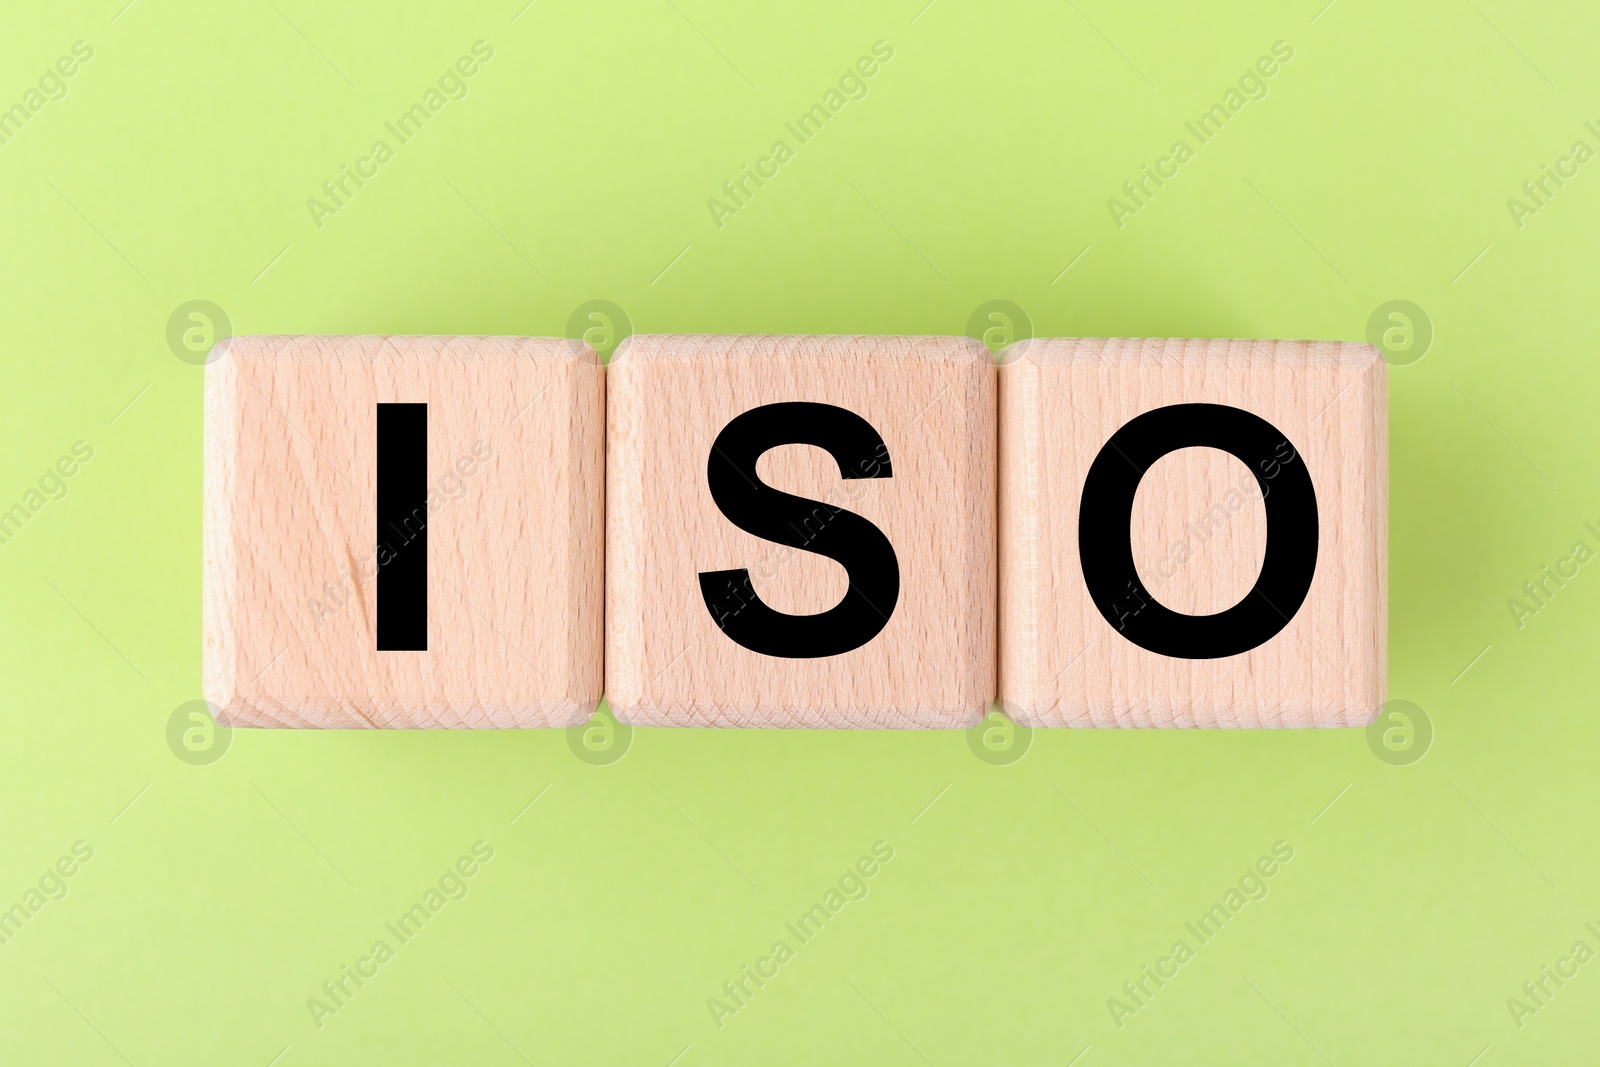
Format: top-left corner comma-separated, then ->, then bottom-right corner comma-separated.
376,403 -> 427,651
698,402 -> 899,658
1078,403 -> 1317,658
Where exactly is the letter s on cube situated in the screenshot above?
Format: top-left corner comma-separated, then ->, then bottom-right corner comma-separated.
605,334 -> 997,728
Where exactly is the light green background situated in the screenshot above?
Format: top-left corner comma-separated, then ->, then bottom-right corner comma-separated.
2,0 -> 1597,1063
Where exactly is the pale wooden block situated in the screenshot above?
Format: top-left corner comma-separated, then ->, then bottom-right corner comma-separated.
606,334 -> 996,728
999,337 -> 1386,728
204,335 -> 603,728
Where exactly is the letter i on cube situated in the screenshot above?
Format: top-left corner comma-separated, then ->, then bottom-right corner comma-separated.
203,335 -> 603,728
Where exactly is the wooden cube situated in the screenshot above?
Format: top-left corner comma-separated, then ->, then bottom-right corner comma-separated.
203,335 -> 603,728
606,334 -> 996,728
999,337 -> 1385,728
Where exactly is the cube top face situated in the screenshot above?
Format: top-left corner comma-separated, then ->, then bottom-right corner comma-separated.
999,337 -> 1386,729
606,334 -> 997,728
204,335 -> 603,729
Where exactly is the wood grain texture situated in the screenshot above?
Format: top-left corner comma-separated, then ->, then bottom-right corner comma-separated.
203,335 -> 603,728
606,334 -> 996,728
998,337 -> 1386,729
